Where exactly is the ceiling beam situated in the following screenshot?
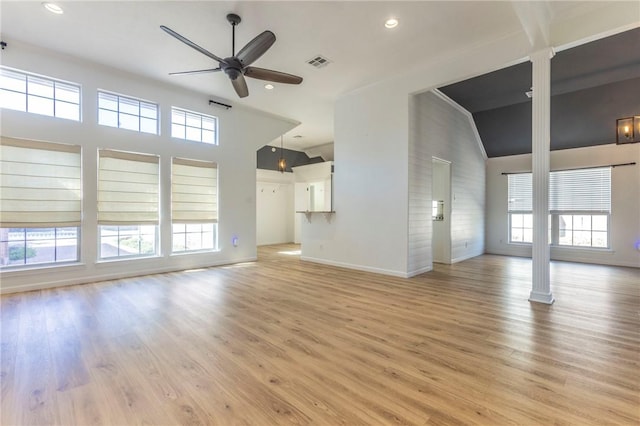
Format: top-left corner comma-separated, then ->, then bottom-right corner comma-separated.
510,0 -> 553,49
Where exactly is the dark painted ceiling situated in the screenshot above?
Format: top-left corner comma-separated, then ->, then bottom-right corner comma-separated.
439,27 -> 640,158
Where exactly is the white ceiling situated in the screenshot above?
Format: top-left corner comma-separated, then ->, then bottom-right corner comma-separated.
0,1 -> 632,150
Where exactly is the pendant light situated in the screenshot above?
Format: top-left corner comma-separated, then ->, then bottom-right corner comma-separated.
277,135 -> 287,172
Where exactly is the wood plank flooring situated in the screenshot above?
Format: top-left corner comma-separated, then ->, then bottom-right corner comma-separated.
1,245 -> 639,425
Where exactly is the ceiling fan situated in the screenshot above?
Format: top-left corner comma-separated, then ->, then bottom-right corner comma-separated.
160,13 -> 303,98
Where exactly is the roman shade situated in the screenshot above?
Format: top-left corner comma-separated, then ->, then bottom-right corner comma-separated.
98,149 -> 159,225
171,158 -> 218,223
0,137 -> 81,227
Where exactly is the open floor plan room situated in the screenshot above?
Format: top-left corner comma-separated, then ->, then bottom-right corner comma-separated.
2,245 -> 638,425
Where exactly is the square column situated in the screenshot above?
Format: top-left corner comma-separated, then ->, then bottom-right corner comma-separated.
529,48 -> 555,304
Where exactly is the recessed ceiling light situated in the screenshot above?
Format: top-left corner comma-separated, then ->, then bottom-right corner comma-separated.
264,84 -> 274,90
385,18 -> 398,29
42,2 -> 64,14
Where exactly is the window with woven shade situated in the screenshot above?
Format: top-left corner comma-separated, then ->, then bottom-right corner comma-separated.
0,137 -> 81,267
171,157 -> 218,252
97,149 -> 159,259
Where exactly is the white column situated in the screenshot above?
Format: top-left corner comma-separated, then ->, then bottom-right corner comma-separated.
529,48 -> 555,304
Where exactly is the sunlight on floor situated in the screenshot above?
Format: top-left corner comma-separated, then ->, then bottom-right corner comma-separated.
278,250 -> 301,256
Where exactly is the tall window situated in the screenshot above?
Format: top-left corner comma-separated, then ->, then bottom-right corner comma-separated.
171,107 -> 217,144
0,137 -> 81,267
507,167 -> 611,248
0,67 -> 81,121
171,158 -> 218,252
98,91 -> 159,134
97,150 -> 159,259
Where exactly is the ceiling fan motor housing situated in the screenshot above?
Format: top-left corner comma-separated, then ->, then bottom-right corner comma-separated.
221,57 -> 243,80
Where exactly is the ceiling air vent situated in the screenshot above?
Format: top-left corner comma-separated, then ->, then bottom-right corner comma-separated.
307,55 -> 331,69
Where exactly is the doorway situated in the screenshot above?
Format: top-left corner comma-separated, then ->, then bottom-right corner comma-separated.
432,157 -> 451,264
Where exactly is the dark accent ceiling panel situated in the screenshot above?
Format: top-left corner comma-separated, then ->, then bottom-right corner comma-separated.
257,146 -> 324,173
473,102 -> 532,157
552,28 -> 640,95
441,62 -> 532,113
438,27 -> 640,158
472,77 -> 640,157
551,77 -> 640,151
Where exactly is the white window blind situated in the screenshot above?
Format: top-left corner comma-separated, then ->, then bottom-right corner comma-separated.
171,158 -> 218,223
549,167 -> 611,212
0,137 -> 81,227
98,150 -> 159,225
508,167 -> 611,212
508,173 -> 532,211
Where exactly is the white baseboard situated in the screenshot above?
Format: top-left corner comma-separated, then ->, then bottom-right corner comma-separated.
485,248 -> 639,268
0,256 -> 258,294
300,256 -> 410,278
451,251 -> 483,264
407,265 -> 433,277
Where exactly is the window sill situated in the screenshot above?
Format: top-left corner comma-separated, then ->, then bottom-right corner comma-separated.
171,249 -> 220,256
507,242 -> 613,253
96,254 -> 161,264
0,261 -> 84,274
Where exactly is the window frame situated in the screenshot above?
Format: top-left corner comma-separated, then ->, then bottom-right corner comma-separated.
171,106 -> 218,145
506,168 -> 611,249
0,66 -> 81,121
97,90 -> 159,134
97,149 -> 160,260
0,227 -> 80,269
171,223 -> 218,254
98,224 -> 159,260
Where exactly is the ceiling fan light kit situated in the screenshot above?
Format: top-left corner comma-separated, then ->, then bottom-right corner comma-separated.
161,13 -> 303,98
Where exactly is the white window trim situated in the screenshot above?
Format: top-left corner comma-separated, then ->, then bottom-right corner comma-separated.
97,90 -> 159,134
171,106 -> 218,145
0,66 -> 82,121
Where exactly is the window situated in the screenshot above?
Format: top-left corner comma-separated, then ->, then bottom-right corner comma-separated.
99,225 -> 157,259
98,150 -> 159,259
171,158 -> 218,252
0,137 -> 82,268
172,223 -> 217,252
98,91 -> 158,134
507,167 -> 611,248
0,66 -> 81,121
1,228 -> 79,266
171,107 -> 217,144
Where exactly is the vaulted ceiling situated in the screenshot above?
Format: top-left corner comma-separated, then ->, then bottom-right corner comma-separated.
439,27 -> 640,157
1,1 -> 638,152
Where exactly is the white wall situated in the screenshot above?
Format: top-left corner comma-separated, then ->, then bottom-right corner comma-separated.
0,40 -> 297,293
297,6 -> 637,278
298,29 -> 532,277
486,143 -> 640,267
256,170 -> 295,246
408,91 -> 486,275
301,82 -> 411,276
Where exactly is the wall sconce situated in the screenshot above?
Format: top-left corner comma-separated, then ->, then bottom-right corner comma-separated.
616,116 -> 639,144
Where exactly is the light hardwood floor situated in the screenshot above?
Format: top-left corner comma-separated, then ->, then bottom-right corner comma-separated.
1,245 -> 639,425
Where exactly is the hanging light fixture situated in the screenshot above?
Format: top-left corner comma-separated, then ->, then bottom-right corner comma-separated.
277,135 -> 287,172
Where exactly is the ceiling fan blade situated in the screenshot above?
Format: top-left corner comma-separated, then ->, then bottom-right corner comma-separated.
160,25 -> 225,64
231,74 -> 249,98
236,31 -> 276,66
244,67 -> 303,84
169,68 -> 221,76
